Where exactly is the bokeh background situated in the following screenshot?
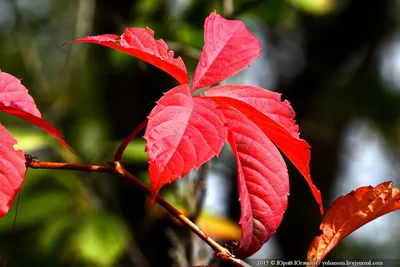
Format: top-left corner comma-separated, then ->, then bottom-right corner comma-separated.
1,0 -> 400,266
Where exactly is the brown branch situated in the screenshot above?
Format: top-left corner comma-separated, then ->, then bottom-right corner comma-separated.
26,160 -> 113,173
25,157 -> 246,266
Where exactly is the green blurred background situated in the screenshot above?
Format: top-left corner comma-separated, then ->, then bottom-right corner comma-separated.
1,0 -> 400,266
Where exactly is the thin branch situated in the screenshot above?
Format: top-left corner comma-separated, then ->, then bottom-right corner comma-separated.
25,157 -> 245,266
26,160 -> 113,173
112,162 -> 233,258
114,118 -> 148,161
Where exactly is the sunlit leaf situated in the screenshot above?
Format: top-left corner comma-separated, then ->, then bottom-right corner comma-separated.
308,182 -> 400,263
69,29 -> 189,84
144,84 -> 226,200
0,71 -> 73,152
191,12 -> 261,91
0,124 -> 25,218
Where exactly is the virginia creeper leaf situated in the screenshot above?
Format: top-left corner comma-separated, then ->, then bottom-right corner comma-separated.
144,84 -> 226,200
0,123 -> 25,217
220,105 -> 289,258
307,182 -> 400,263
205,96 -> 323,214
70,29 -> 189,84
191,12 -> 261,91
205,85 -> 299,137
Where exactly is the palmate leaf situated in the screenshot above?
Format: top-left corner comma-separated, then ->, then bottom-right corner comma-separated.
69,28 -> 189,85
307,182 -> 400,264
72,11 -> 321,258
0,71 -> 73,217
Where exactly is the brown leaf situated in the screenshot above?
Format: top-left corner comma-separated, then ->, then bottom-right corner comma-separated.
307,181 -> 400,263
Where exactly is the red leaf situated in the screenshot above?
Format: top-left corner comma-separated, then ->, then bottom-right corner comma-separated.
205,85 -> 299,137
0,71 -> 73,152
0,123 -> 26,217
220,105 -> 289,258
0,71 -> 41,117
205,96 -> 323,214
69,28 -> 189,85
308,182 -> 400,263
191,12 -> 261,91
0,105 -> 73,153
144,85 -> 226,200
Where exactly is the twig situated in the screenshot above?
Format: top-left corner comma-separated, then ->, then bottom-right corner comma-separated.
3,184 -> 23,267
25,157 -> 245,266
114,118 -> 148,161
27,160 -> 113,173
186,170 -> 196,266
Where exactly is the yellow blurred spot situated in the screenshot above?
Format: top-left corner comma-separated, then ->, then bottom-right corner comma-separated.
146,202 -> 241,241
289,0 -> 335,15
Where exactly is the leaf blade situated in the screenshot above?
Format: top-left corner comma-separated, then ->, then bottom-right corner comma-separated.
205,96 -> 323,214
219,105 -> 289,258
191,12 -> 261,91
69,28 -> 189,84
307,182 -> 400,262
205,84 -> 299,137
0,71 -> 73,152
144,85 -> 226,199
0,71 -> 41,117
0,105 -> 73,153
0,123 -> 26,217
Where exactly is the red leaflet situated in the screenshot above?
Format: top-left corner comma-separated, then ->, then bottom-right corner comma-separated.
308,182 -> 400,263
206,96 -> 323,215
144,84 -> 227,200
0,72 -> 73,153
191,12 -> 261,91
220,106 -> 289,258
0,71 -> 41,117
0,105 -> 73,153
69,28 -> 189,85
0,123 -> 26,217
205,85 -> 299,137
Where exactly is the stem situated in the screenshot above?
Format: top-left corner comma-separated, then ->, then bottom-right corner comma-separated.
27,160 -> 113,173
25,157 -> 246,266
114,118 -> 148,161
112,161 -> 229,255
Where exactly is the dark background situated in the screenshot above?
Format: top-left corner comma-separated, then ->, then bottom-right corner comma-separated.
0,0 -> 400,266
